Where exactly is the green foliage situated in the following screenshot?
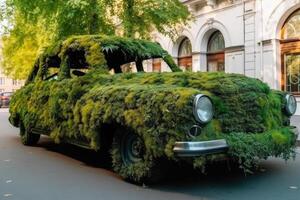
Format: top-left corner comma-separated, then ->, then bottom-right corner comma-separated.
162,54 -> 182,72
33,35 -> 181,77
1,0 -> 190,79
103,0 -> 190,39
9,65 -> 296,180
1,18 -> 55,79
7,36 -> 296,179
224,128 -> 296,173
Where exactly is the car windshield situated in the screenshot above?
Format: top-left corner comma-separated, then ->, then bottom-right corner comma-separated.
44,67 -> 60,81
118,58 -> 167,73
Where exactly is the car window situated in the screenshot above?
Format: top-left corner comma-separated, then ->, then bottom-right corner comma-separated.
71,68 -> 90,78
119,59 -> 170,73
44,73 -> 58,81
44,68 -> 59,81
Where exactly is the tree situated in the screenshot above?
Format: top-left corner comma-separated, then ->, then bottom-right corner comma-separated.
1,0 -> 190,79
104,0 -> 190,39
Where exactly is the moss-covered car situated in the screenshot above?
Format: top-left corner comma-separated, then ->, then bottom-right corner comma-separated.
9,35 -> 298,183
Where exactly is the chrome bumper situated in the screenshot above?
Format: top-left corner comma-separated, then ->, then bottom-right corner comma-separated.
173,139 -> 229,157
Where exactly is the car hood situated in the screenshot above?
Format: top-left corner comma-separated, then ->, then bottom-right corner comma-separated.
92,71 -> 288,134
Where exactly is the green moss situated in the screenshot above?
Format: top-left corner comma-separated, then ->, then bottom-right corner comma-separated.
32,35 -> 181,76
162,54 -> 181,72
124,109 -> 144,129
9,35 -> 296,179
10,70 -> 295,173
271,130 -> 289,145
222,127 -> 296,173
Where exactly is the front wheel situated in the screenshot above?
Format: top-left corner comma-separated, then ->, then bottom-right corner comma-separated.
19,121 -> 40,146
111,128 -> 165,184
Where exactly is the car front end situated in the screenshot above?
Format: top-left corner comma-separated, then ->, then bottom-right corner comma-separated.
172,92 -> 298,157
163,85 -> 298,172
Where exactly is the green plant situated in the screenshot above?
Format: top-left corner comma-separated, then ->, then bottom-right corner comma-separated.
9,36 -> 296,181
1,0 -> 190,79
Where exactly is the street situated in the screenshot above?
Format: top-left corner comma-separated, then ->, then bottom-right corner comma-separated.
0,109 -> 300,200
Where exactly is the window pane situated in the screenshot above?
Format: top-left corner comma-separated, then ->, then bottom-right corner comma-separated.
285,54 -> 300,93
0,77 -> 5,85
152,58 -> 162,72
178,38 -> 192,58
44,68 -> 59,81
208,61 -> 225,72
282,10 -> 300,39
208,31 -> 225,53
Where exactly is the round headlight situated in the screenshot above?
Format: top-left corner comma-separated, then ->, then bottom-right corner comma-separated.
285,94 -> 297,116
193,94 -> 214,124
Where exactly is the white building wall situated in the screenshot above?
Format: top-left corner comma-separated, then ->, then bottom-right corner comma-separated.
258,0 -> 300,115
157,0 -> 245,72
225,50 -> 244,74
244,0 -> 257,78
156,0 -> 300,115
0,42 -> 24,93
0,69 -> 24,93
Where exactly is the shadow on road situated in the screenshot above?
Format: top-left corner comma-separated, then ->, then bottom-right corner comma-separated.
2,110 -> 299,200
17,135 -> 113,169
12,134 -> 286,186
6,128 -> 298,199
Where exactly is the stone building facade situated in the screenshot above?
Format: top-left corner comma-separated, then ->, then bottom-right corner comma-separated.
0,42 -> 24,93
150,0 -> 300,115
0,69 -> 24,93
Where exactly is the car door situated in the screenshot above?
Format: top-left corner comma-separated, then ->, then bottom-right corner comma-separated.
40,63 -> 92,145
26,66 -> 61,135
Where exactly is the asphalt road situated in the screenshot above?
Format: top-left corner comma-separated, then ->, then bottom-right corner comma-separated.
0,109 -> 300,200
291,115 -> 300,142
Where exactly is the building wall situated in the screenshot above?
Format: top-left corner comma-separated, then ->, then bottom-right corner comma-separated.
0,68 -> 24,93
0,42 -> 24,93
154,0 -> 300,115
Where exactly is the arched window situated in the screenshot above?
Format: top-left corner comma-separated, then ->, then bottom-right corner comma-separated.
208,31 -> 225,53
179,38 -> 192,57
281,10 -> 300,94
178,37 -> 192,71
281,10 -> 300,40
207,31 -> 225,72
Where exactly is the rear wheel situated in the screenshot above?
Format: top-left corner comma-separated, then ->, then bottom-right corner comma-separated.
111,128 -> 165,184
19,121 -> 40,146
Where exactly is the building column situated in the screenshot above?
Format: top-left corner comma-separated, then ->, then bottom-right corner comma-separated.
199,53 -> 207,72
244,0 -> 256,78
192,52 -> 201,72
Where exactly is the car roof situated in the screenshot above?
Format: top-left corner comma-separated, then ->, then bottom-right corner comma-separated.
39,35 -> 168,71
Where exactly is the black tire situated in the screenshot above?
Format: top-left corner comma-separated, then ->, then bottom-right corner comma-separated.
111,128 -> 165,184
19,121 -> 40,146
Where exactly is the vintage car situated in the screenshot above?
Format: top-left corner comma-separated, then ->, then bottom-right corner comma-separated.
9,35 -> 298,183
0,92 -> 13,108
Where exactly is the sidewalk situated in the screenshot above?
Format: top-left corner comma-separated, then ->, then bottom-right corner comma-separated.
0,108 -> 9,113
291,115 -> 300,146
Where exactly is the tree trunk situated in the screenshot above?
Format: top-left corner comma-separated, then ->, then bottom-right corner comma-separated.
123,0 -> 135,38
89,0 -> 99,34
136,60 -> 144,72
